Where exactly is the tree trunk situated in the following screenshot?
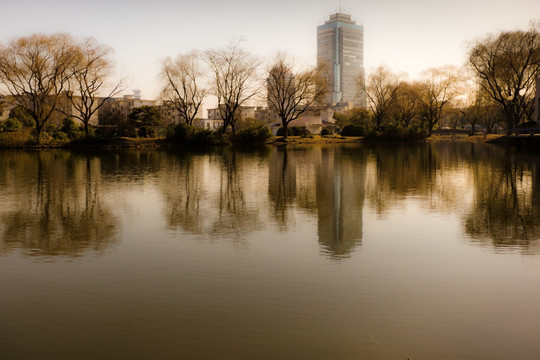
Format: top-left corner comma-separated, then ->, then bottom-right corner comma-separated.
282,118 -> 288,138
35,122 -> 43,138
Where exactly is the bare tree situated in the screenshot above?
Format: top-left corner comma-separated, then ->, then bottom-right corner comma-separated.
459,85 -> 491,135
0,33 -> 79,136
266,55 -> 329,137
205,41 -> 261,136
160,51 -> 208,126
390,81 -> 419,127
415,66 -> 461,136
482,103 -> 505,134
468,22 -> 540,131
362,65 -> 400,130
65,38 -> 125,137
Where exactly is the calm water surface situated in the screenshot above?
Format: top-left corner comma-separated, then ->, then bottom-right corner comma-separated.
1,143 -> 540,359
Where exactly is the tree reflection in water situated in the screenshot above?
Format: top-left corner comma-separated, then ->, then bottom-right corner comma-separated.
2,143 -> 539,259
160,149 -> 264,244
268,147 -> 297,230
161,152 -> 207,234
0,151 -> 118,257
464,146 -> 540,253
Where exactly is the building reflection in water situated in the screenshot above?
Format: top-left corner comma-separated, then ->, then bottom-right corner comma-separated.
314,147 -> 365,259
269,146 -> 366,259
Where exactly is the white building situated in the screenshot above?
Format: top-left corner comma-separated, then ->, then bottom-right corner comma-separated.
267,107 -> 335,135
0,95 -> 15,122
99,90 -> 157,125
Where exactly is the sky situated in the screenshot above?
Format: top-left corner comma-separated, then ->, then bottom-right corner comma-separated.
1,0 -> 539,108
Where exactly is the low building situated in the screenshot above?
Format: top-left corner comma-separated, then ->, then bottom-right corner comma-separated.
204,105 -> 269,131
50,93 -> 104,127
330,101 -> 355,113
193,118 -> 224,131
0,95 -> 16,122
207,105 -> 274,123
0,93 -> 103,128
267,106 -> 335,135
254,106 -> 278,123
160,100 -> 205,126
98,90 -> 157,125
202,104 -> 336,134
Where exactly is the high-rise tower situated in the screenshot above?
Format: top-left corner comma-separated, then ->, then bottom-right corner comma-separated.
317,12 -> 365,107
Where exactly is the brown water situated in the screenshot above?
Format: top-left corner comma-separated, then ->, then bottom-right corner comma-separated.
1,143 -> 540,359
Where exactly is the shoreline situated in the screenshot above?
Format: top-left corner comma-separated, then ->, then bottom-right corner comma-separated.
0,134 -> 520,150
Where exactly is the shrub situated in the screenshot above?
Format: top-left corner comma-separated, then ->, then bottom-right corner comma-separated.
0,118 -> 23,132
192,129 -> 230,146
363,124 -> 429,141
53,131 -> 69,141
169,123 -> 230,146
171,123 -> 197,142
276,127 -> 294,137
61,118 -> 79,134
340,124 -> 365,136
403,125 -> 428,140
0,128 -> 33,147
138,125 -> 156,138
381,124 -> 400,140
290,126 -> 311,137
8,107 -> 34,128
234,125 -> 272,144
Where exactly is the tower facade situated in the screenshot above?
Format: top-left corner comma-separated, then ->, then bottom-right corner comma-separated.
317,12 -> 365,107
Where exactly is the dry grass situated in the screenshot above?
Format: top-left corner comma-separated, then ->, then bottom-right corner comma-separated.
0,129 -> 34,147
269,135 -> 362,144
426,134 -> 504,143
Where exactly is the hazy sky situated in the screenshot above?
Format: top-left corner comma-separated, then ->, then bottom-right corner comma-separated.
1,0 -> 539,103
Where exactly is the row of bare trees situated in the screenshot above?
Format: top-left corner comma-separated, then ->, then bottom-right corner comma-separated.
0,34 -> 327,140
361,21 -> 540,135
160,42 -> 329,137
361,65 -> 461,135
0,33 -> 125,137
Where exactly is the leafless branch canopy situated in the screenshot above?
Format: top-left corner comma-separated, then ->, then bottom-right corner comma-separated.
266,55 -> 329,134
468,22 -> 540,130
0,33 -> 79,134
205,41 -> 261,134
362,65 -> 400,129
65,38 -> 126,135
390,81 -> 419,127
160,51 -> 208,125
414,66 -> 461,135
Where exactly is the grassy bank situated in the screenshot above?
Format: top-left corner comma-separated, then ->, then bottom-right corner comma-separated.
427,134 -> 505,143
268,135 -> 363,145
0,130 -> 509,149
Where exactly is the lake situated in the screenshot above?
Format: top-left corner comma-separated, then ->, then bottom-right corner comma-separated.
1,143 -> 540,359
